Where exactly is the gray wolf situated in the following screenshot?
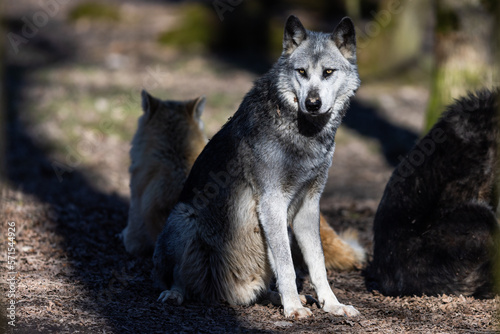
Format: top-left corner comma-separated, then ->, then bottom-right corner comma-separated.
153,15 -> 361,318
122,91 -> 365,270
122,90 -> 207,256
366,90 -> 499,298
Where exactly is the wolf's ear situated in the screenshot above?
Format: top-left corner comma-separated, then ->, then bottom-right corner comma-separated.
141,90 -> 160,120
331,17 -> 356,64
186,96 -> 206,121
283,15 -> 307,55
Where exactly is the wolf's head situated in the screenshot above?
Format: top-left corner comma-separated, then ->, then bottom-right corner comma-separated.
130,90 -> 207,174
277,16 -> 360,118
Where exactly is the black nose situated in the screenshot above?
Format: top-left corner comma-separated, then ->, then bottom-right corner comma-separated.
305,97 -> 322,112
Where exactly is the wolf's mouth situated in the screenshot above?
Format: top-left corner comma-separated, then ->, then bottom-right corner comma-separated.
305,107 -> 332,117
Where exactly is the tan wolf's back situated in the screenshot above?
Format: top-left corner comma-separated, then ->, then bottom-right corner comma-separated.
122,91 -> 207,256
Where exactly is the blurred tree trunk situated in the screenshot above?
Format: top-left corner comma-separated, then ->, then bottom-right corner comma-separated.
211,0 -> 347,64
425,0 -> 496,132
345,0 -> 361,22
356,0 -> 429,78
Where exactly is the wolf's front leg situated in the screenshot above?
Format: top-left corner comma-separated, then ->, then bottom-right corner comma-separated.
293,194 -> 360,317
157,266 -> 185,305
258,194 -> 312,319
158,285 -> 184,305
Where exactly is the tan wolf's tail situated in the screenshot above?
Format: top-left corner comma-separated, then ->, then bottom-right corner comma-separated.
320,215 -> 365,271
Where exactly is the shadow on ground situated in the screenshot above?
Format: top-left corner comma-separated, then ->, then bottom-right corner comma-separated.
344,100 -> 419,167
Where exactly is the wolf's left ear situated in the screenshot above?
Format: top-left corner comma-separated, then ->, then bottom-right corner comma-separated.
283,15 -> 307,55
332,17 -> 356,64
141,89 -> 160,120
187,96 -> 206,121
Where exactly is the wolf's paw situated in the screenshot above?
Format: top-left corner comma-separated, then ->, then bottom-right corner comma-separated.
284,306 -> 313,319
157,289 -> 183,305
323,303 -> 360,317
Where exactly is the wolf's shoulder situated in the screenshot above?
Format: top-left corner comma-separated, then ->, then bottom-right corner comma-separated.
177,123 -> 240,199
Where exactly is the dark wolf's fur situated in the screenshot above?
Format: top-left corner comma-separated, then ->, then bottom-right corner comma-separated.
366,90 -> 499,298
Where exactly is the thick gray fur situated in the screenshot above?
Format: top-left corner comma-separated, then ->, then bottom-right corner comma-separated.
153,15 -> 361,318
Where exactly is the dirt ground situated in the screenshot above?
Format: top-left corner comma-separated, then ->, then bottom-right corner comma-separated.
1,1 -> 498,333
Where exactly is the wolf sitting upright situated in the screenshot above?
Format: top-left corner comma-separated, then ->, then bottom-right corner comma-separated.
153,16 -> 361,318
122,91 -> 207,256
366,90 -> 499,298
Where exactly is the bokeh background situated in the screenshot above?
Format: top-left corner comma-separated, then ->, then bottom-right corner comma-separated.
0,0 -> 499,332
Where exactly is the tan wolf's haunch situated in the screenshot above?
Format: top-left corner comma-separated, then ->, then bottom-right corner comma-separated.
122,90 -> 207,256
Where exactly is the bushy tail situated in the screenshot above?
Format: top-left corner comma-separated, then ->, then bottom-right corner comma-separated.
319,215 -> 366,271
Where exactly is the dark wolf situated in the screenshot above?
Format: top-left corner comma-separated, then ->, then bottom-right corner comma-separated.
366,90 -> 499,298
153,15 -> 361,318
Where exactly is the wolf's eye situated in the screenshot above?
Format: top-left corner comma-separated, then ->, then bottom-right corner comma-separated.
296,68 -> 306,77
323,69 -> 335,78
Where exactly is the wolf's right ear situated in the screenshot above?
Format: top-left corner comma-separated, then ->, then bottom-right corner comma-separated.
283,15 -> 307,55
187,96 -> 206,121
141,89 -> 160,120
331,17 -> 357,64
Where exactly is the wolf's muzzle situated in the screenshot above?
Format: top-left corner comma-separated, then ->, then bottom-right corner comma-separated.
305,96 -> 322,113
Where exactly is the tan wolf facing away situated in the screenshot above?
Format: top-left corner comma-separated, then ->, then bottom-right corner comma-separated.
122,90 -> 365,271
122,90 -> 207,256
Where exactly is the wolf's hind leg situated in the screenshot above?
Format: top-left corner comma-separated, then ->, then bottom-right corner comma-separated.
122,206 -> 154,256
